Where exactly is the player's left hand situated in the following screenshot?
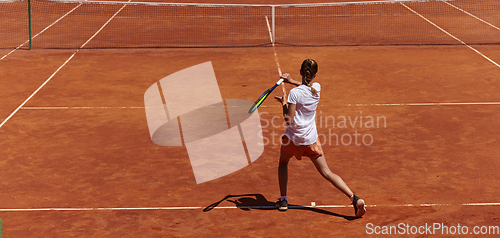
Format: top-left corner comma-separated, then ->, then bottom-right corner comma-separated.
274,91 -> 286,106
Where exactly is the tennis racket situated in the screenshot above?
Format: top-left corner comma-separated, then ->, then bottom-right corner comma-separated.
248,78 -> 284,114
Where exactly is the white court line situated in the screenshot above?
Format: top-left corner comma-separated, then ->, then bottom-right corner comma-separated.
265,15 -> 286,94
18,101 -> 500,110
265,15 -> 282,76
78,1 -> 130,49
444,1 -> 500,32
0,202 -> 498,212
0,54 -> 78,129
0,1 -> 131,129
396,0 -> 500,69
0,3 -> 83,61
19,106 -> 249,110
351,102 -> 500,106
20,106 -> 145,110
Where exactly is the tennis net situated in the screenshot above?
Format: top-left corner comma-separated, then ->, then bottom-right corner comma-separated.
0,0 -> 29,49
1,0 -> 500,49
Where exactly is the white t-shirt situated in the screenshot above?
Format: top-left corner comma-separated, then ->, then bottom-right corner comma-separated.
284,82 -> 321,145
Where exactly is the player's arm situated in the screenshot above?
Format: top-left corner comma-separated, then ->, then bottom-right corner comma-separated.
280,73 -> 301,87
275,91 -> 295,125
284,103 -> 296,126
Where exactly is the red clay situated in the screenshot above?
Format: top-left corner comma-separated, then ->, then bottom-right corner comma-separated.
1,0 -> 500,237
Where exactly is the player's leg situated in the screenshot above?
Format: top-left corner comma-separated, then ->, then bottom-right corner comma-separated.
277,151 -> 293,211
310,155 -> 366,217
278,152 -> 293,197
310,155 -> 353,197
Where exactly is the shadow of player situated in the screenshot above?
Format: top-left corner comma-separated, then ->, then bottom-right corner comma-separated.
203,194 -> 359,220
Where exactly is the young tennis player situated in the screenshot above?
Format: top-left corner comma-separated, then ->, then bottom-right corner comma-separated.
274,59 -> 366,217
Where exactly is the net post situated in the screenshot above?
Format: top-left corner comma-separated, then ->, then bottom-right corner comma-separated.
28,0 -> 32,49
271,5 -> 275,44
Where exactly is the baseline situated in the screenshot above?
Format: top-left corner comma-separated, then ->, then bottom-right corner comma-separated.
0,202 -> 498,212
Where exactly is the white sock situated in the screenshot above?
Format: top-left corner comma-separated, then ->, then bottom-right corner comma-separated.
350,194 -> 355,203
280,195 -> 287,201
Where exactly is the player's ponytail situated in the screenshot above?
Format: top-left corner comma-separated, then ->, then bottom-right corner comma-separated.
300,59 -> 318,95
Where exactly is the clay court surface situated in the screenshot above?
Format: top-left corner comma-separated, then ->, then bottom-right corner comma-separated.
1,0 -> 500,237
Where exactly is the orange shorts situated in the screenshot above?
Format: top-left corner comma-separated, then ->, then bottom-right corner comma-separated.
281,135 -> 324,160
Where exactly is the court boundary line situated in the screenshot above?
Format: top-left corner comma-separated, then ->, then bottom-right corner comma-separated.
0,202 -> 498,212
265,15 -> 282,76
0,1 -> 130,129
350,101 -> 500,106
79,0 -> 129,49
265,14 -> 286,95
444,1 -> 500,31
396,0 -> 500,69
0,3 -> 83,61
0,54 -> 78,129
17,101 -> 500,110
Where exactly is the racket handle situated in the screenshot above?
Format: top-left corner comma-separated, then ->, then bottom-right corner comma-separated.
276,78 -> 284,85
